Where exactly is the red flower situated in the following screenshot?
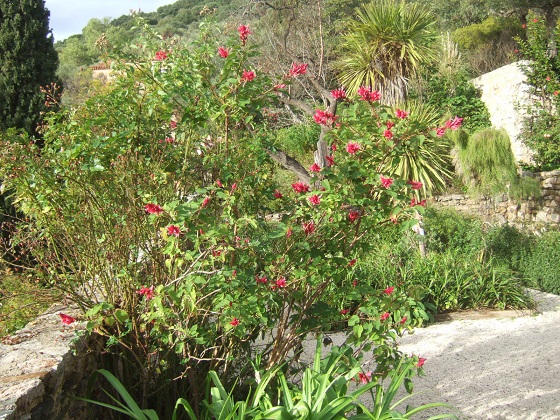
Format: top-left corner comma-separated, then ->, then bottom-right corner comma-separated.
346,141 -> 360,154
230,317 -> 240,327
216,179 -> 223,188
383,129 -> 393,139
238,25 -> 251,45
154,50 -> 168,61
436,127 -> 446,137
357,86 -> 381,102
286,227 -> 293,238
380,176 -> 393,189
340,309 -> 349,315
400,316 -> 407,324
291,182 -> 310,193
522,23 -> 527,29
167,225 -> 181,236
445,116 -> 463,130
308,194 -> 321,205
313,109 -> 338,126
137,285 -> 155,300
241,70 -> 255,82
395,109 -> 408,119
325,155 -> 335,166
288,62 -> 308,77
201,197 -> 210,208
144,203 -> 163,215
330,88 -> 347,100
276,277 -> 287,288
165,137 -> 174,144
386,120 -> 395,129
533,18 -> 538,23
410,197 -> 426,207
348,211 -> 360,222
170,120 -> 177,129
383,286 -> 394,295
256,275 -> 268,284
59,313 -> 75,325
358,371 -> 372,384
555,91 -> 559,96
407,180 -> 423,190
231,182 -> 237,192
302,221 -> 315,235
348,259 -> 357,267
417,357 -> 426,368
273,83 -> 286,91
352,279 -> 358,287
273,189 -> 283,199
380,312 -> 390,321
218,46 -> 230,58
309,163 -> 322,173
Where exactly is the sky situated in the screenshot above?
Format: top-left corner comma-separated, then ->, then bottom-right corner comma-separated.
45,0 -> 177,42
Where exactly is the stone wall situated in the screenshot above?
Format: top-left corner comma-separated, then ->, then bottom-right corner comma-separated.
0,304 -> 103,420
433,170 -> 560,228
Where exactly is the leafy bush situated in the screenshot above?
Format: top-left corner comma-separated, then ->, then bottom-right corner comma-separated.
523,230 -> 560,295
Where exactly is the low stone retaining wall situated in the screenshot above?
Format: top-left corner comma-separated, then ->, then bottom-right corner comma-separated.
433,170 -> 560,228
0,304 -> 101,420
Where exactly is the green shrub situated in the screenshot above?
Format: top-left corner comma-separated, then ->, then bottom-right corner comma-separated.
523,230 -> 560,294
485,225 -> 533,274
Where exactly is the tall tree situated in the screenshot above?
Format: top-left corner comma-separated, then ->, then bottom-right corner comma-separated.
0,0 -> 59,136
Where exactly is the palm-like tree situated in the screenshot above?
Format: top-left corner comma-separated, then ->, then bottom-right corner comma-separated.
335,0 -> 437,104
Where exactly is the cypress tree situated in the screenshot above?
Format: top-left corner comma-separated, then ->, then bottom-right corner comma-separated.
0,0 -> 59,136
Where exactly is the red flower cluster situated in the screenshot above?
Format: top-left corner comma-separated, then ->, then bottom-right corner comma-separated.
346,141 -> 360,154
383,286 -> 394,295
436,116 -> 463,137
170,120 -> 177,130
308,194 -> 321,205
383,129 -> 393,139
238,25 -> 251,45
59,313 -> 76,325
380,312 -> 391,321
348,210 -> 360,222
230,317 -> 240,327
276,277 -> 287,288
395,109 -> 408,119
241,70 -> 255,82
292,181 -> 310,193
417,357 -> 426,368
167,225 -> 181,237
410,197 -> 427,207
348,259 -> 357,267
218,46 -> 229,58
288,62 -> 308,77
313,109 -> 338,126
340,309 -> 349,315
325,155 -> 335,166
407,180 -> 423,190
154,50 -> 168,61
357,86 -> 381,102
144,203 -> 163,215
309,163 -> 322,173
137,285 -> 155,300
358,371 -> 372,384
380,176 -> 393,189
201,197 -> 210,208
330,88 -> 347,100
256,275 -> 268,284
386,121 -> 395,129
273,189 -> 283,199
302,221 -> 315,235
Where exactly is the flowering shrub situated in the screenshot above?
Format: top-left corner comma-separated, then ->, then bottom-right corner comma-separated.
0,18 -> 437,414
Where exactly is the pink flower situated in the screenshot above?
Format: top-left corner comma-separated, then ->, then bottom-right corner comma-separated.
309,163 -> 322,173
288,62 -> 308,77
292,182 -> 310,193
165,137 -> 174,144
380,312 -> 390,321
313,109 -> 338,126
348,259 -> 357,267
170,120 -> 177,129
302,221 -> 315,235
238,25 -> 251,45
546,76 -> 551,81
154,50 -> 168,61
383,129 -> 393,139
286,227 -> 293,238
555,91 -> 559,96
410,197 -> 427,207
231,182 -> 237,192
230,317 -> 240,327
144,203 -> 163,215
346,141 -> 360,154
216,179 -> 223,187
167,225 -> 181,236
380,176 -> 393,189
330,88 -> 347,100
331,144 -> 337,152
137,285 -> 155,300
256,276 -> 268,284
407,180 -> 423,190
358,371 -> 372,384
218,46 -> 230,58
241,70 -> 255,82
325,155 -> 335,166
357,86 -> 381,102
340,309 -> 349,315
445,116 -> 463,130
273,83 -> 286,91
386,121 -> 395,129
400,316 -> 407,324
348,211 -> 360,222
436,127 -> 446,137
395,109 -> 408,119
276,277 -> 287,288
308,194 -> 321,205
59,313 -> 75,325
417,357 -> 426,368
273,189 -> 283,199
201,197 -> 210,208
383,286 -> 394,295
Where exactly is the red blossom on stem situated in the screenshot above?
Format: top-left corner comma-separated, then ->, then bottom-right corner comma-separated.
154,50 -> 168,61
400,316 -> 407,324
201,197 -> 210,208
238,25 -> 251,45
383,286 -> 394,295
340,309 -> 349,315
383,129 -> 394,139
170,120 -> 177,129
325,155 -> 335,166
348,211 -> 360,222
256,276 -> 268,284
417,357 -> 426,368
358,371 -> 372,384
395,109 -> 409,119
309,163 -> 322,173
436,127 -> 446,137
330,88 -> 347,100
167,225 -> 181,237
230,317 -> 240,327
313,109 -> 338,126
273,189 -> 283,199
348,259 -> 357,267
241,70 -> 255,82
407,180 -> 423,190
380,176 -> 393,188
218,47 -> 230,58
144,203 -> 163,215
286,227 -> 293,238
287,62 -> 308,77
380,312 -> 391,321
59,313 -> 75,325
346,141 -> 360,154
308,194 -> 321,205
302,221 -> 315,235
291,182 -> 310,193
386,121 -> 395,129
137,285 -> 155,300
445,116 -> 463,130
357,86 -> 381,102
273,83 -> 286,91
410,197 -> 427,207
276,277 -> 287,288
